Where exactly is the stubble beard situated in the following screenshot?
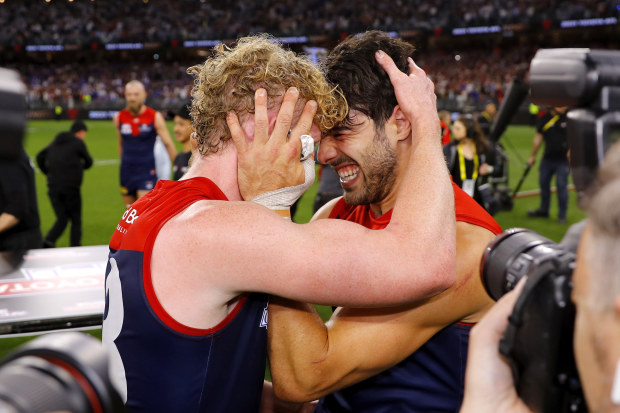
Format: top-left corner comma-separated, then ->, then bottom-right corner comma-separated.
127,102 -> 144,116
343,130 -> 397,206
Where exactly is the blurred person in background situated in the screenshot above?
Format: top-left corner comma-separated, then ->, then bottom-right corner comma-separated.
114,80 -> 177,208
154,135 -> 172,181
36,120 -> 93,248
439,109 -> 452,145
444,115 -> 501,212
527,106 -> 570,224
477,100 -> 497,138
170,100 -> 195,180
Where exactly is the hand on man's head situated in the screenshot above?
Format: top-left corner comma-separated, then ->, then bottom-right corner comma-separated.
375,51 -> 440,142
227,87 -> 318,201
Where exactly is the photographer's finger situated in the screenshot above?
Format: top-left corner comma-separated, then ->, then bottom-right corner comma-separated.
272,87 -> 299,144
254,88 -> 269,144
475,280 -> 525,340
226,111 -> 248,154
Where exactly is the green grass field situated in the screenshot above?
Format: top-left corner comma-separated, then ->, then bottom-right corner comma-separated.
1,120 -> 585,360
23,120 -> 585,245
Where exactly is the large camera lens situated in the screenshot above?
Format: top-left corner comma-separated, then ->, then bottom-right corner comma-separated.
0,332 -> 125,413
481,228 -> 564,300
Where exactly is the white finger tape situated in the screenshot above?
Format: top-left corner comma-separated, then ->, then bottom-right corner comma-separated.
300,134 -> 314,161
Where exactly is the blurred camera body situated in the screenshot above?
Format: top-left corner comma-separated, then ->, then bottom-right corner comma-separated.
481,228 -> 584,413
0,332 -> 125,413
529,48 -> 620,201
480,48 -> 620,412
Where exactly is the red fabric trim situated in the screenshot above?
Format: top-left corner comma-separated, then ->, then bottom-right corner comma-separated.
330,182 -> 501,235
44,356 -> 103,413
138,178 -> 243,336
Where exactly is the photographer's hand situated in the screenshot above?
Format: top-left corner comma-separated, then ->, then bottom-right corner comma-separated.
460,280 -> 533,413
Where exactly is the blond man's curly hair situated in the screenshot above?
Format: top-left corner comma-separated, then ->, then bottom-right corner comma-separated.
187,34 -> 348,155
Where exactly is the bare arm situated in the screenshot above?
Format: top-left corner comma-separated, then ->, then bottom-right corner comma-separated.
260,381 -> 317,413
113,113 -> 122,157
268,222 -> 496,401
0,213 -> 19,233
154,111 -> 178,162
156,54 -> 455,308
528,132 -> 543,166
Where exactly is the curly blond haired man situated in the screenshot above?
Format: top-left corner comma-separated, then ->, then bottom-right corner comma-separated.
102,34 -> 456,413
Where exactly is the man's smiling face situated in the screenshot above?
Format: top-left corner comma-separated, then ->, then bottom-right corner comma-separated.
318,109 -> 397,206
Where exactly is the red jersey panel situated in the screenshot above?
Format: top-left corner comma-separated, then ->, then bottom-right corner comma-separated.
104,178 -> 269,413
320,181 -> 501,412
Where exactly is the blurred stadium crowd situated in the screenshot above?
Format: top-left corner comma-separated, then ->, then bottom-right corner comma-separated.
1,0 -> 616,45
14,48 -> 533,113
0,0 -> 618,114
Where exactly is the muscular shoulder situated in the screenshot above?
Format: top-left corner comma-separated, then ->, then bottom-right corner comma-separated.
152,201 -> 262,279
159,199 -> 282,248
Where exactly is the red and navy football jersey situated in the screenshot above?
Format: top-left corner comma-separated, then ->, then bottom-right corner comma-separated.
103,177 -> 269,412
117,107 -> 159,168
316,182 -> 501,412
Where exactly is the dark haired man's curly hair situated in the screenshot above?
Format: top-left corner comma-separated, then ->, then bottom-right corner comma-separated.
324,30 -> 415,128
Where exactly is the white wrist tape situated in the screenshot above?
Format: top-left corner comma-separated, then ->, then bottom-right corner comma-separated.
250,156 -> 315,211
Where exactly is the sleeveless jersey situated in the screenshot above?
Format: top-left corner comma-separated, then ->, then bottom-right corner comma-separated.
117,107 -> 158,169
103,177 -> 269,413
316,182 -> 501,412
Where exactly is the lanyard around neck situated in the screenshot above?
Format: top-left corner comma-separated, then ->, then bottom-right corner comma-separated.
542,115 -> 560,132
457,143 -> 478,181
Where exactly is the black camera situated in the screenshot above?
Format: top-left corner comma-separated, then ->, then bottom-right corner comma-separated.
529,48 -> 620,202
480,48 -> 620,413
481,228 -> 585,413
0,332 -> 125,413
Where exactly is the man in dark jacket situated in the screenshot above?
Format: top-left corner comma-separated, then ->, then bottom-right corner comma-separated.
37,120 -> 93,247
